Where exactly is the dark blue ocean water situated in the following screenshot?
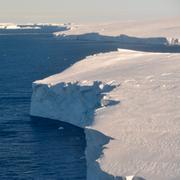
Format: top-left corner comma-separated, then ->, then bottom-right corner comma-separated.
0,28 -> 121,179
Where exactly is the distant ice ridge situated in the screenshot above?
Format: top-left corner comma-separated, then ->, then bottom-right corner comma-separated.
54,18 -> 180,46
0,23 -> 41,29
55,32 -> 180,47
0,23 -> 68,30
54,18 -> 180,38
30,48 -> 180,180
57,32 -> 162,42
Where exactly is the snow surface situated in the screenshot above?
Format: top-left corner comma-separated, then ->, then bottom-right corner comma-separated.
55,18 -> 180,45
31,48 -> 180,180
55,18 -> 180,38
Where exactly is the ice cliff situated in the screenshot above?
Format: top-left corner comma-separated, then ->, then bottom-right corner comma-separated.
31,80 -> 119,128
31,48 -> 180,180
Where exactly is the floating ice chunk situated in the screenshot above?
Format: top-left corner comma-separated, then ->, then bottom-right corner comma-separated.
58,127 -> 64,130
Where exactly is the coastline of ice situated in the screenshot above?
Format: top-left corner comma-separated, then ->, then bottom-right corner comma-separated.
54,19 -> 180,46
30,18 -> 180,180
0,23 -> 68,30
30,48 -> 180,180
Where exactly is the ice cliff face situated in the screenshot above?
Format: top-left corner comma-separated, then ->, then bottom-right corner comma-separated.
30,81 -> 119,128
56,32 -> 169,45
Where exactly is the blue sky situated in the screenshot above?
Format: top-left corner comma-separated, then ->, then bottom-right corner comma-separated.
0,0 -> 180,23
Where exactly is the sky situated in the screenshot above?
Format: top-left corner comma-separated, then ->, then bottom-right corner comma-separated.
0,0 -> 180,23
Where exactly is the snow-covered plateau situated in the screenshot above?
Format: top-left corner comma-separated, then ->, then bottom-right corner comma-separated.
55,18 -> 180,46
31,19 -> 180,180
31,48 -> 180,180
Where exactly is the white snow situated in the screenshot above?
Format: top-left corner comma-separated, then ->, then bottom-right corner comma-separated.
54,18 -> 180,43
0,23 -> 67,30
0,23 -> 40,29
30,47 -> 180,180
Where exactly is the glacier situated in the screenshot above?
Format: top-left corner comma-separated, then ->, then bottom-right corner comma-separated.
54,18 -> 180,44
31,48 -> 180,180
30,19 -> 180,180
